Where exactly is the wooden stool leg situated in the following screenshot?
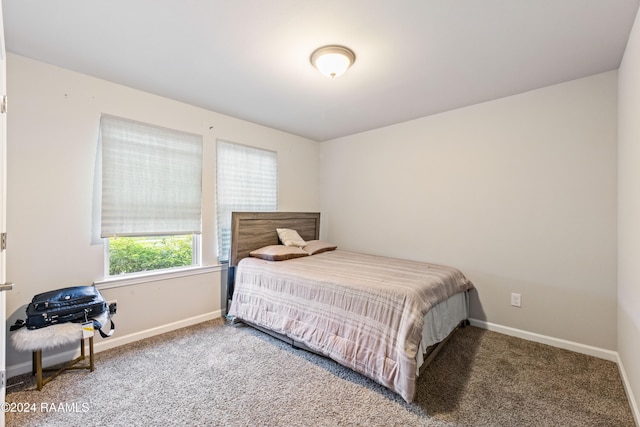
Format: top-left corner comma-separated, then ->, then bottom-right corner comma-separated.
89,337 -> 94,372
35,350 -> 43,391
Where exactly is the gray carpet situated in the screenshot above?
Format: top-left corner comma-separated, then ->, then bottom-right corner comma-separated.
5,318 -> 635,426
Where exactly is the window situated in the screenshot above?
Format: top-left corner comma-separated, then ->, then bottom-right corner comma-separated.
216,141 -> 277,262
107,235 -> 198,276
99,115 -> 203,277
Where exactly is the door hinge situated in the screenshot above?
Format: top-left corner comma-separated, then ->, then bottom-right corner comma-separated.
0,95 -> 6,114
1,370 -> 5,388
1,233 -> 6,251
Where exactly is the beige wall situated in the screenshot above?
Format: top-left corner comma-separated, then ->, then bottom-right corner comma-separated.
5,54 -> 320,370
320,71 -> 618,351
618,5 -> 640,422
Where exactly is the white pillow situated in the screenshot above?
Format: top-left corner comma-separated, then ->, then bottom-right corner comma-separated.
276,228 -> 306,247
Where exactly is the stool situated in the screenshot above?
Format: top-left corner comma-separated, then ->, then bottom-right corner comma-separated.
31,336 -> 94,390
11,312 -> 107,390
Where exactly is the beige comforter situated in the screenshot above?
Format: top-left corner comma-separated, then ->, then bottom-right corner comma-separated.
228,250 -> 474,403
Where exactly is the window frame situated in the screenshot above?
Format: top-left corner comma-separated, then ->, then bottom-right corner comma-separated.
98,114 -> 204,279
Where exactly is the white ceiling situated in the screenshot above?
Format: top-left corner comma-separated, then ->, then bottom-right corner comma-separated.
3,0 -> 639,141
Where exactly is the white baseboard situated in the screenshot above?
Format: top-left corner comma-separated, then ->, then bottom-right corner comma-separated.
616,354 -> 640,427
468,318 -> 618,362
91,310 -> 223,353
7,310 -> 223,379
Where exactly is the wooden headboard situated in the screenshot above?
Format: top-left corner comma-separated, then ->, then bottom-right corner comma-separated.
229,212 -> 321,267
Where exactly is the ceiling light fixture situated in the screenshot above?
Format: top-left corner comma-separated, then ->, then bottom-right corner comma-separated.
310,45 -> 356,78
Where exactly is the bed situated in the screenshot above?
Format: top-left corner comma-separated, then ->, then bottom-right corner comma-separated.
226,212 -> 474,403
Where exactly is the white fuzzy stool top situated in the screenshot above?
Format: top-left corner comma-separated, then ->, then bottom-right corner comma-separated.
11,311 -> 109,351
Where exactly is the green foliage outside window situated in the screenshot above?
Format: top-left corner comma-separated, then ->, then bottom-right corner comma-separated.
109,235 -> 194,276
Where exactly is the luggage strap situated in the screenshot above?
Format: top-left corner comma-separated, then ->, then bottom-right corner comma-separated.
92,316 -> 115,338
10,319 -> 25,331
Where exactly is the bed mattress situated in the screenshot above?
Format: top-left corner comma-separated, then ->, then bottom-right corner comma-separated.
228,249 -> 474,402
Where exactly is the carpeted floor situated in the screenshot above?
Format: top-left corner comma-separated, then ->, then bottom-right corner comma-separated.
5,318 -> 636,426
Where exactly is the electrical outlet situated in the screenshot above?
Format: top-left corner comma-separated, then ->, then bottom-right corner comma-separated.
510,293 -> 521,307
108,300 -> 118,314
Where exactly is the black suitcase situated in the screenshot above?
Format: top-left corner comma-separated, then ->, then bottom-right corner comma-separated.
25,286 -> 107,329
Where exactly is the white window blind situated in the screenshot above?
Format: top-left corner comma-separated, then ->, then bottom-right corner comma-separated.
216,140 -> 277,262
100,115 -> 203,237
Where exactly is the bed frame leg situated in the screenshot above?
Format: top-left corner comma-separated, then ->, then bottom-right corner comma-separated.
225,315 -> 240,325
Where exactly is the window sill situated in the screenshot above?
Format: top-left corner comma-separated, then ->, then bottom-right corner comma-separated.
94,264 -> 227,290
